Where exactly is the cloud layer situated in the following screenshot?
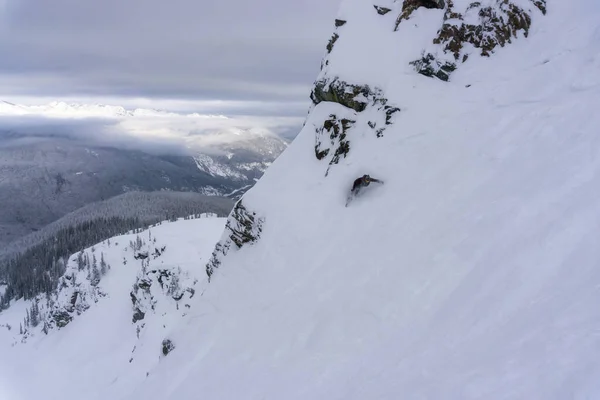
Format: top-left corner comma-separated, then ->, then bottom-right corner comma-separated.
0,0 -> 340,115
0,102 -> 302,156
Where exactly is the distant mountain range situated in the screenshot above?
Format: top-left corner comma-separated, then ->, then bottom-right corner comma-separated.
0,102 -> 289,248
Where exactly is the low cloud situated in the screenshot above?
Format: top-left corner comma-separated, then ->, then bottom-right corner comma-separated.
0,107 -> 303,156
0,0 -> 340,104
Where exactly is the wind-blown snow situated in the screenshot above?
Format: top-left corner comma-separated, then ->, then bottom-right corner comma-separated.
2,0 -> 600,399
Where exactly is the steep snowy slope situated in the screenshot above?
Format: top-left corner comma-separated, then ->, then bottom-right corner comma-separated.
2,0 -> 600,399
132,0 -> 599,399
0,215 -> 226,400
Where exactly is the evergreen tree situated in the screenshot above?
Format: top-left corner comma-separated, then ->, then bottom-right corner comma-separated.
77,250 -> 85,271
91,255 -> 101,286
0,193 -> 232,305
100,253 -> 107,276
30,302 -> 39,328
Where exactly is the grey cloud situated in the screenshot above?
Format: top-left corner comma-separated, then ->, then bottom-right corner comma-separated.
0,116 -> 191,156
0,0 -> 340,114
0,110 -> 302,156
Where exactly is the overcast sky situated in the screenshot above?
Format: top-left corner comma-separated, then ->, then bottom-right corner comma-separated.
0,0 -> 340,117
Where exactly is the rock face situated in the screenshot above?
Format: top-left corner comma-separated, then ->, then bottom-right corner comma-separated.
396,0 -> 446,27
374,5 -> 393,15
206,200 -> 264,280
308,79 -> 401,175
315,114 -> 355,163
408,0 -> 547,81
311,78 -> 380,113
130,265 -> 196,326
161,339 -> 175,356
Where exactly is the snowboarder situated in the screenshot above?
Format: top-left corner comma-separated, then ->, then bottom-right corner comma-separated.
346,174 -> 384,206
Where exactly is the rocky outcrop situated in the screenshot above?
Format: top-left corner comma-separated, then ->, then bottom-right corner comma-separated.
311,78 -> 382,113
410,53 -> 457,81
52,310 -> 73,328
410,0 -> 547,81
206,200 -> 265,280
162,339 -> 175,356
396,0 -> 445,28
130,266 -> 196,324
309,77 -> 401,173
326,33 -> 340,54
374,5 -> 392,15
315,114 -> 355,173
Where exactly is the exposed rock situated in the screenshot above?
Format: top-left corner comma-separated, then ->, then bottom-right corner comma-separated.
385,106 -> 401,125
410,53 -> 457,81
206,200 -> 265,279
335,19 -> 347,27
315,115 -> 356,171
132,308 -> 145,323
396,0 -> 445,29
374,5 -> 392,15
410,0 -> 545,81
326,33 -> 339,54
311,78 -> 380,113
52,310 -> 73,328
532,0 -> 547,14
70,291 -> 78,307
138,279 -> 152,290
435,0 -> 534,59
162,339 -> 175,356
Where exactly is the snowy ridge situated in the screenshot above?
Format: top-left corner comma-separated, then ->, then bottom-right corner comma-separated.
1,213 -> 223,346
193,154 -> 247,181
0,215 -> 226,399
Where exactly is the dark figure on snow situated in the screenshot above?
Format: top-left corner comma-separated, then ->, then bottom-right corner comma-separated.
350,174 -> 383,196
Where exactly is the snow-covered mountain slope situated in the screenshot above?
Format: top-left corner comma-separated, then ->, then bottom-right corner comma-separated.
0,215 -> 226,400
192,130 -> 287,183
159,0 -> 600,398
3,0 -> 600,399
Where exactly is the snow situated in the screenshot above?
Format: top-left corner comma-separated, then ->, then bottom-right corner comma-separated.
223,184 -> 253,198
3,0 -> 600,399
0,216 -> 226,400
193,153 -> 247,181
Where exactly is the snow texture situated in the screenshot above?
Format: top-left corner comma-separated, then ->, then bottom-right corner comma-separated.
2,0 -> 600,399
